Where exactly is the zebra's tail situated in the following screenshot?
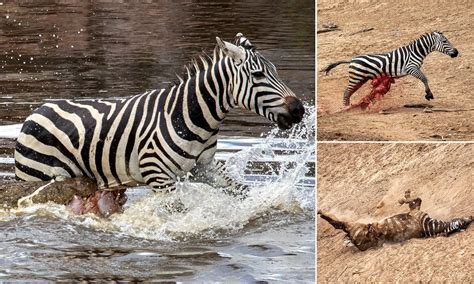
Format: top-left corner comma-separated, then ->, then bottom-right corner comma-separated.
320,60 -> 351,75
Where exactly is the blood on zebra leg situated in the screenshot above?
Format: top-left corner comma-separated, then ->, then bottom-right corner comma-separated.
0,176 -> 125,217
341,76 -> 395,112
68,189 -> 127,217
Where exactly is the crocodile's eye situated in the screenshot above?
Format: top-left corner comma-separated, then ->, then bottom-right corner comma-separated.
252,71 -> 266,80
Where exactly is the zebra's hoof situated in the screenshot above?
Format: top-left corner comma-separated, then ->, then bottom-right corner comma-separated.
425,92 -> 434,100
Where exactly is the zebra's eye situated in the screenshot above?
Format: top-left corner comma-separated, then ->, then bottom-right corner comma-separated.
252,71 -> 266,80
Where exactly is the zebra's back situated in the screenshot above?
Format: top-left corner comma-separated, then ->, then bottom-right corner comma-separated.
15,96 -> 146,188
349,51 -> 409,79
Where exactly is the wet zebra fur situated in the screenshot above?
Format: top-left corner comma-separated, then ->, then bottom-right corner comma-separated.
321,31 -> 458,106
318,191 -> 472,251
14,33 -> 305,196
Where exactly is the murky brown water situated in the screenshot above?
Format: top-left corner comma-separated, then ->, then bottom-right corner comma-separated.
0,0 -> 314,137
0,1 -> 315,282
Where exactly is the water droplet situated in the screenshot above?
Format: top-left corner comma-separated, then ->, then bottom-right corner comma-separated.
55,45 -> 59,48
30,57 -> 33,61
71,45 -> 74,48
5,15 -> 9,19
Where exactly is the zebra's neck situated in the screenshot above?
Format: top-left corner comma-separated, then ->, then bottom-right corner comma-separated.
160,49 -> 236,139
406,34 -> 434,61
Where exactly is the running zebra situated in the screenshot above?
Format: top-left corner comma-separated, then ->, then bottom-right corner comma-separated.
15,33 -> 305,197
321,31 -> 459,106
318,191 -> 472,251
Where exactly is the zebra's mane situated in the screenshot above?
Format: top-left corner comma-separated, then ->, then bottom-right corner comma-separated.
170,35 -> 258,87
407,31 -> 443,46
169,46 -> 219,87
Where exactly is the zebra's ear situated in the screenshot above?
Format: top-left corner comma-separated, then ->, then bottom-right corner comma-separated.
216,37 -> 245,64
234,33 -> 254,49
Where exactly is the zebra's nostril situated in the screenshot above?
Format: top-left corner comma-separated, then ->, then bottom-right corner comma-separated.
450,49 -> 459,58
290,101 -> 305,120
286,97 -> 305,122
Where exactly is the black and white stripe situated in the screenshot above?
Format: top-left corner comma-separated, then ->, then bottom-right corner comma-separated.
415,211 -> 472,237
322,31 -> 459,106
15,33 -> 304,195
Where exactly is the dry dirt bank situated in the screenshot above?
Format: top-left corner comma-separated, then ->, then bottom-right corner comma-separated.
317,143 -> 473,282
317,0 -> 474,141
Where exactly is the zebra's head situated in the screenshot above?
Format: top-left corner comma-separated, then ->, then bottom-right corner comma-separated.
216,33 -> 305,130
431,31 -> 458,58
451,216 -> 472,230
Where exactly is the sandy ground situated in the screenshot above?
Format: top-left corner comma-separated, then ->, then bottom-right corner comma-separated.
317,143 -> 473,282
317,0 -> 474,141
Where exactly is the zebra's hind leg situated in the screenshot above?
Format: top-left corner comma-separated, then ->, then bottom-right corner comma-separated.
318,210 -> 380,251
347,76 -> 396,111
317,210 -> 347,230
341,78 -> 369,109
69,188 -> 127,217
398,189 -> 422,212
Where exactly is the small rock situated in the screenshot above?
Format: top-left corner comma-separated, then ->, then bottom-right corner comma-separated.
322,22 -> 338,29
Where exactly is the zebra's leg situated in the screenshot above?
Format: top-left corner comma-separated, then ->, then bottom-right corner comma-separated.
142,174 -> 190,213
191,160 -> 249,198
317,210 -> 347,230
68,188 -> 127,217
398,189 -> 422,212
318,210 -> 380,250
406,68 -> 433,100
342,78 -> 369,107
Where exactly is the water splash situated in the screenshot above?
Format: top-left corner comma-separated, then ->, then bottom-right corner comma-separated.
109,105 -> 315,241
1,106 -> 315,242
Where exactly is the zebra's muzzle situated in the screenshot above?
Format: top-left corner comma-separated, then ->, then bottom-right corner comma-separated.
277,97 -> 305,130
450,48 -> 459,58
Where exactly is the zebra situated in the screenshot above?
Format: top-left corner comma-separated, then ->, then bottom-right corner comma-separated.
318,190 -> 472,251
14,33 -> 305,199
321,31 -> 459,106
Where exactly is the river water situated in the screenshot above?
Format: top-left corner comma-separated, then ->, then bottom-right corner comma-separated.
0,108 -> 315,282
0,1 -> 315,282
0,0 -> 314,136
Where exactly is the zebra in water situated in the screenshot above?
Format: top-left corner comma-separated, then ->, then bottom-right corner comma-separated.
321,31 -> 459,106
318,191 -> 472,251
15,33 -> 305,198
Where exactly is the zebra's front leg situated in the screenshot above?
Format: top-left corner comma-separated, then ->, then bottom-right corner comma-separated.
191,160 -> 249,199
140,170 -> 190,212
407,68 -> 433,100
398,189 -> 422,212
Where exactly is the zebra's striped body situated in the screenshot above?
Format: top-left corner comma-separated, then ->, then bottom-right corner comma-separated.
318,193 -> 472,251
15,33 -> 305,194
322,31 -> 458,106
